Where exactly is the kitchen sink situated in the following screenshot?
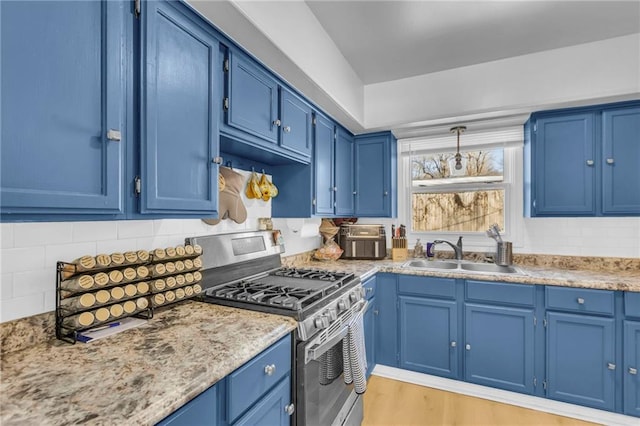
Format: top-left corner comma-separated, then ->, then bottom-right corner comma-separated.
402,259 -> 522,275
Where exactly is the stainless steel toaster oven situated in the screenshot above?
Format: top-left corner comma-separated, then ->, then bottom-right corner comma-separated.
338,224 -> 387,260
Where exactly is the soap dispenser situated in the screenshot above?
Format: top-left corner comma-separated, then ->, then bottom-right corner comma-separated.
413,239 -> 425,258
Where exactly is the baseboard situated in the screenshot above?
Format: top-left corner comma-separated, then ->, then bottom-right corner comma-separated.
372,365 -> 638,426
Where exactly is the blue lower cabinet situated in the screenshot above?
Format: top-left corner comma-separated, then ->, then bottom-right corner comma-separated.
624,321 -> 640,416
233,376 -> 291,426
400,296 -> 459,379
464,303 -> 535,394
364,296 -> 376,379
156,383 -> 219,426
375,274 -> 398,367
546,312 -> 615,411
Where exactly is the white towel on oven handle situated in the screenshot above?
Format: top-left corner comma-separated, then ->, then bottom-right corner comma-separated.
342,301 -> 368,394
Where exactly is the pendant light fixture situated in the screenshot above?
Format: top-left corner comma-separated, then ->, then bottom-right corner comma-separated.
450,125 -> 467,171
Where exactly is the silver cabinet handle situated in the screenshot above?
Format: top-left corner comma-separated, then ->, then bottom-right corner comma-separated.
373,309 -> 379,315
465,344 -> 471,351
283,126 -> 291,133
333,187 -> 338,192
284,403 -> 295,415
264,364 -> 276,376
450,341 -> 457,348
212,156 -> 223,164
273,119 -> 281,127
586,160 -> 594,166
107,129 -> 121,142
366,287 -> 373,294
383,191 -> 388,196
630,367 -> 638,375
607,363 -> 616,370
606,158 -> 615,165
353,191 -> 357,195
577,297 -> 585,305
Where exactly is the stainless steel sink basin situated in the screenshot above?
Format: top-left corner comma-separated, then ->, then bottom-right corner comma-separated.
459,263 -> 520,274
402,260 -> 459,269
402,259 -> 522,275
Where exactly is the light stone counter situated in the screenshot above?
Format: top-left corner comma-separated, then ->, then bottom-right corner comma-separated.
0,301 -> 296,426
286,258 -> 640,292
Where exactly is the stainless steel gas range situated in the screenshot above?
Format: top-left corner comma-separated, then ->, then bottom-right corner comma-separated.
187,231 -> 366,426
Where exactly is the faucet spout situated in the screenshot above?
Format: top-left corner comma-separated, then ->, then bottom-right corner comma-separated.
433,237 -> 464,261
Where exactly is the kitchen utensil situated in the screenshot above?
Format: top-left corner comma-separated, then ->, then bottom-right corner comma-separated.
495,241 -> 513,266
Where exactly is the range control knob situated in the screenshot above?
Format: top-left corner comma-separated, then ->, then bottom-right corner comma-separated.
314,316 -> 329,329
326,309 -> 337,322
349,292 -> 359,303
337,300 -> 347,311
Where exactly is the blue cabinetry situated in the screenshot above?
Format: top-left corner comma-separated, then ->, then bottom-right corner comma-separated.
363,276 -> 377,379
280,89 -> 313,159
624,321 -> 640,416
312,113 -> 336,215
234,376 -> 291,426
525,101 -> 640,217
546,312 -> 615,411
375,273 -> 398,367
140,0 -> 219,214
354,132 -> 397,217
334,128 -> 355,216
1,0 -> 125,216
156,382 -> 219,426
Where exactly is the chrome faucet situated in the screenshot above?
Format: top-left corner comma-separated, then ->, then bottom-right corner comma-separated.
433,236 -> 464,261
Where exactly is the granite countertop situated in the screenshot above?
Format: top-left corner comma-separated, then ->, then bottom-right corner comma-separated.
287,258 -> 640,292
0,301 -> 297,426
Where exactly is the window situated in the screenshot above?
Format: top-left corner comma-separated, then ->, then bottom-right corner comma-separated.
411,148 -> 505,232
398,126 -> 524,247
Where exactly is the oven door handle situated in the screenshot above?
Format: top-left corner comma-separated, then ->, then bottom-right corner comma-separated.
306,300 -> 368,362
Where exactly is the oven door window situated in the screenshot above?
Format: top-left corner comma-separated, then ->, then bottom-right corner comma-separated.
302,338 -> 354,426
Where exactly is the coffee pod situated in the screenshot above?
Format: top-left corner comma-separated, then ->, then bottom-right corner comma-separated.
152,279 -> 166,292
185,272 -> 194,284
108,270 -> 124,285
153,248 -> 166,260
61,293 -> 96,310
61,275 -> 95,292
164,290 -> 176,302
109,304 -> 124,318
193,257 -> 202,268
193,271 -> 202,282
124,251 -> 138,264
110,286 -> 125,300
153,293 -> 166,306
95,254 -> 111,268
124,284 -> 137,297
184,259 -> 194,270
95,290 -> 111,305
175,288 -> 185,299
175,246 -> 186,257
110,253 -> 125,265
94,272 -> 109,287
175,260 -> 185,272
123,300 -> 136,314
175,275 -> 185,286
61,255 -> 96,278
123,268 -> 137,282
95,307 -> 110,322
136,282 -> 149,294
165,246 -> 177,258
151,263 -> 166,277
136,265 -> 149,279
136,297 -> 149,310
64,311 -> 95,328
165,262 -> 176,274
184,245 -> 195,255
165,276 -> 176,288
184,286 -> 194,297
137,250 -> 150,262
193,284 -> 203,294
193,245 -> 203,255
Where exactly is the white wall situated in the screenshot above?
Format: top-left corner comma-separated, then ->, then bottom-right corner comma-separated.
365,34 -> 640,131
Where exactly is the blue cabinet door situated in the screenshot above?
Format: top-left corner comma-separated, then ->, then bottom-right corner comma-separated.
464,304 -> 535,394
234,376 -> 291,426
1,0 -> 124,215
624,321 -> 640,417
156,382 -> 218,426
141,1 -> 219,214
534,113 -> 596,215
280,88 -> 312,159
364,296 -> 376,379
354,132 -> 396,217
376,273 -> 398,367
334,128 -> 355,216
226,50 -> 279,144
602,107 -> 640,215
546,312 -> 615,411
400,296 -> 459,379
313,113 -> 335,215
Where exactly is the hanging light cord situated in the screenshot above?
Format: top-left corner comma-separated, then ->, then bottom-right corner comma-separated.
450,126 -> 467,170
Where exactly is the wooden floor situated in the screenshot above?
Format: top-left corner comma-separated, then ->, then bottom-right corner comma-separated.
362,375 -> 598,426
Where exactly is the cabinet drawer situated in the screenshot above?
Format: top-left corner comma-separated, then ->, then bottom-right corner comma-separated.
625,292 -> 640,318
363,276 -> 376,300
227,334 -> 291,423
546,287 -> 614,316
466,280 -> 535,307
398,275 -> 456,299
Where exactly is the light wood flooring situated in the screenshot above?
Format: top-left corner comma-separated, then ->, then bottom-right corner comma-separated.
362,375 -> 599,426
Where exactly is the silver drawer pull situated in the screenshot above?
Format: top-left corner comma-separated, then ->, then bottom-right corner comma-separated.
586,159 -> 594,166
630,367 -> 638,375
465,344 -> 471,351
107,129 -> 121,142
284,403 -> 295,415
577,297 -> 585,305
283,126 -> 291,133
607,363 -> 616,370
273,119 -> 281,127
450,341 -> 457,348
264,364 -> 276,376
606,158 -> 615,165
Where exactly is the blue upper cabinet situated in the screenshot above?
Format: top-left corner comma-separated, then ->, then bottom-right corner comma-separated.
533,113 -> 596,215
354,132 -> 397,217
279,88 -> 313,159
525,101 -> 640,217
1,0 -> 124,217
334,127 -> 355,216
140,1 -> 219,214
226,49 -> 279,145
313,113 -> 336,215
602,107 -> 640,214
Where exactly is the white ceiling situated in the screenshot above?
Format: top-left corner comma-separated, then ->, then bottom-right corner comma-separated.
305,0 -> 640,84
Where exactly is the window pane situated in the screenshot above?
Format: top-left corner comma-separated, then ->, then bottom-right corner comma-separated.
412,189 -> 504,232
412,148 -> 503,186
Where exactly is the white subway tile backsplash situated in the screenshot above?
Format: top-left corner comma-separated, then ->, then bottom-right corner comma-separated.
1,274 -> 14,300
1,247 -> 46,273
73,221 -> 118,242
12,269 -> 54,297
153,219 -> 184,236
1,293 -> 44,322
44,242 -> 96,268
96,238 -> 139,254
44,290 -> 56,313
14,222 -> 73,247
118,220 -> 154,239
1,223 -> 14,249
